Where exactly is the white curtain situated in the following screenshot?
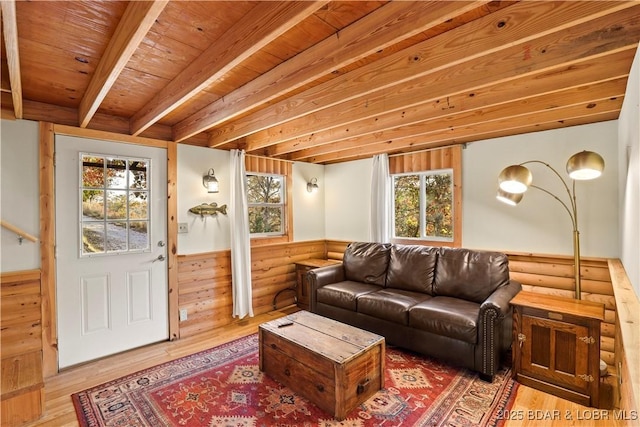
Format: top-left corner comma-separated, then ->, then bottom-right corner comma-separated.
229,149 -> 254,319
370,153 -> 391,243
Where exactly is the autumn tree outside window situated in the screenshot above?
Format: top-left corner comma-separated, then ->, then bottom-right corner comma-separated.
389,146 -> 462,247
245,155 -> 293,245
393,170 -> 454,241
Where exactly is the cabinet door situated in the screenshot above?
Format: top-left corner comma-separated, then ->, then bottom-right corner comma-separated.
520,315 -> 591,393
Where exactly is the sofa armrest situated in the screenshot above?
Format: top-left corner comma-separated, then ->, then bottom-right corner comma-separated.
480,279 -> 522,319
307,264 -> 345,313
478,280 -> 522,379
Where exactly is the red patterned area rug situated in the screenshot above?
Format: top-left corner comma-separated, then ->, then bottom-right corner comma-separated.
73,334 -> 518,427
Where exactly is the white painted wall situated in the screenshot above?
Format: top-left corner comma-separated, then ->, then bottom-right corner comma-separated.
176,144 -> 231,254
176,144 -> 326,255
293,162 -> 326,242
324,121 -> 620,259
0,120 -> 40,272
0,114 -> 635,280
618,44 -> 640,296
325,158 -> 372,241
463,121 -> 619,258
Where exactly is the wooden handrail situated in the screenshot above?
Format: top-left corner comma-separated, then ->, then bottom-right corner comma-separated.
0,219 -> 38,243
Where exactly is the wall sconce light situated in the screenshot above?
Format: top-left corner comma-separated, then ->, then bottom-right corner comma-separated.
202,168 -> 219,193
307,177 -> 319,193
496,150 -> 605,300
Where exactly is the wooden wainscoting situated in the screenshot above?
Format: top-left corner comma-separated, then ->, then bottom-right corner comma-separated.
177,240 -> 327,339
1,270 -> 44,426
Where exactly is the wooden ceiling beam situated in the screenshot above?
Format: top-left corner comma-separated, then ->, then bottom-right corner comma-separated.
1,0 -> 23,119
271,49 -> 633,159
173,0 -> 489,143
78,0 -> 168,128
21,99 -> 208,146
290,78 -> 626,161
304,98 -> 623,164
247,6 -> 640,155
320,111 -> 621,165
129,1 -> 328,137
209,1 -> 635,148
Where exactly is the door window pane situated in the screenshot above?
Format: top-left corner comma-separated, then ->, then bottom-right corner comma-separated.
80,154 -> 151,256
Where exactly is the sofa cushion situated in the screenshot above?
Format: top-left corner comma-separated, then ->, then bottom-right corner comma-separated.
316,281 -> 381,311
409,296 -> 480,344
343,242 -> 391,287
386,244 -> 437,294
434,247 -> 510,303
357,288 -> 432,325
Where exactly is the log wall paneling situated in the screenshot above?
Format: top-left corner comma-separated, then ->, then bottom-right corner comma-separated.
1,270 -> 44,426
176,240 -> 328,339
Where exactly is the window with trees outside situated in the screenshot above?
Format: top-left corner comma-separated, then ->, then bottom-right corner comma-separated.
247,173 -> 285,236
392,169 -> 454,242
80,153 -> 150,256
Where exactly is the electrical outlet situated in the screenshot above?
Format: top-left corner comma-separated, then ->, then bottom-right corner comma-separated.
178,223 -> 188,233
179,309 -> 188,321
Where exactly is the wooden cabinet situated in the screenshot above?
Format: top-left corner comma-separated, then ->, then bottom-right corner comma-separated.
511,291 -> 604,408
295,259 -> 341,310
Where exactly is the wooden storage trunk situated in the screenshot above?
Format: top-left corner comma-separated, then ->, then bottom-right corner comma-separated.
259,311 -> 385,420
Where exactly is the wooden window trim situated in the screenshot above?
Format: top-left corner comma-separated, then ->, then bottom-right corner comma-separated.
389,146 -> 462,248
245,156 -> 293,246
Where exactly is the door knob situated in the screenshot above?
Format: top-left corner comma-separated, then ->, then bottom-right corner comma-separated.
153,254 -> 166,262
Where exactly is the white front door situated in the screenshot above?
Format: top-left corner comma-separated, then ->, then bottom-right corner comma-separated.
55,135 -> 168,369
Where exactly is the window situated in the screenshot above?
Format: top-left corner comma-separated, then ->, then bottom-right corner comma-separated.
392,169 -> 454,242
80,153 -> 150,256
247,173 -> 285,236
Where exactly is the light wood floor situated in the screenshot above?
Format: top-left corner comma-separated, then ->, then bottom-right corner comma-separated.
26,306 -> 625,427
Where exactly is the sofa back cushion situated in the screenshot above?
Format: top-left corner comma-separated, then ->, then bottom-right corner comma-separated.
386,244 -> 438,294
343,242 -> 391,287
434,247 -> 510,303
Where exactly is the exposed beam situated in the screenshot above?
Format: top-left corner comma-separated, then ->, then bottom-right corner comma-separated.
173,0 -> 489,142
305,99 -> 623,164
78,0 -> 168,128
1,0 -> 23,119
210,1 -> 636,147
270,49 -> 633,159
130,0 -> 329,136
291,79 -> 626,161
21,99 -> 209,146
246,6 -> 640,154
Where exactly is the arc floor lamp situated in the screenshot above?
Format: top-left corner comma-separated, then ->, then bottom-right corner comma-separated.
496,151 -> 605,300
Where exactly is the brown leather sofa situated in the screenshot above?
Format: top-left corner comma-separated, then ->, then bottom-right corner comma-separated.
308,242 -> 521,381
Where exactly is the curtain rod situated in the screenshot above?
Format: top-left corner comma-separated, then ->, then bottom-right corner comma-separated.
387,143 -> 466,159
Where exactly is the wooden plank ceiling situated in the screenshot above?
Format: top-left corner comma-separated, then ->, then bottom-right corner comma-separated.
1,1 -> 638,164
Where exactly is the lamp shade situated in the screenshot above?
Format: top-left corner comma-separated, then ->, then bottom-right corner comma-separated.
566,150 -> 604,180
498,165 -> 532,194
203,168 -> 219,193
307,177 -> 319,193
496,188 -> 523,206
